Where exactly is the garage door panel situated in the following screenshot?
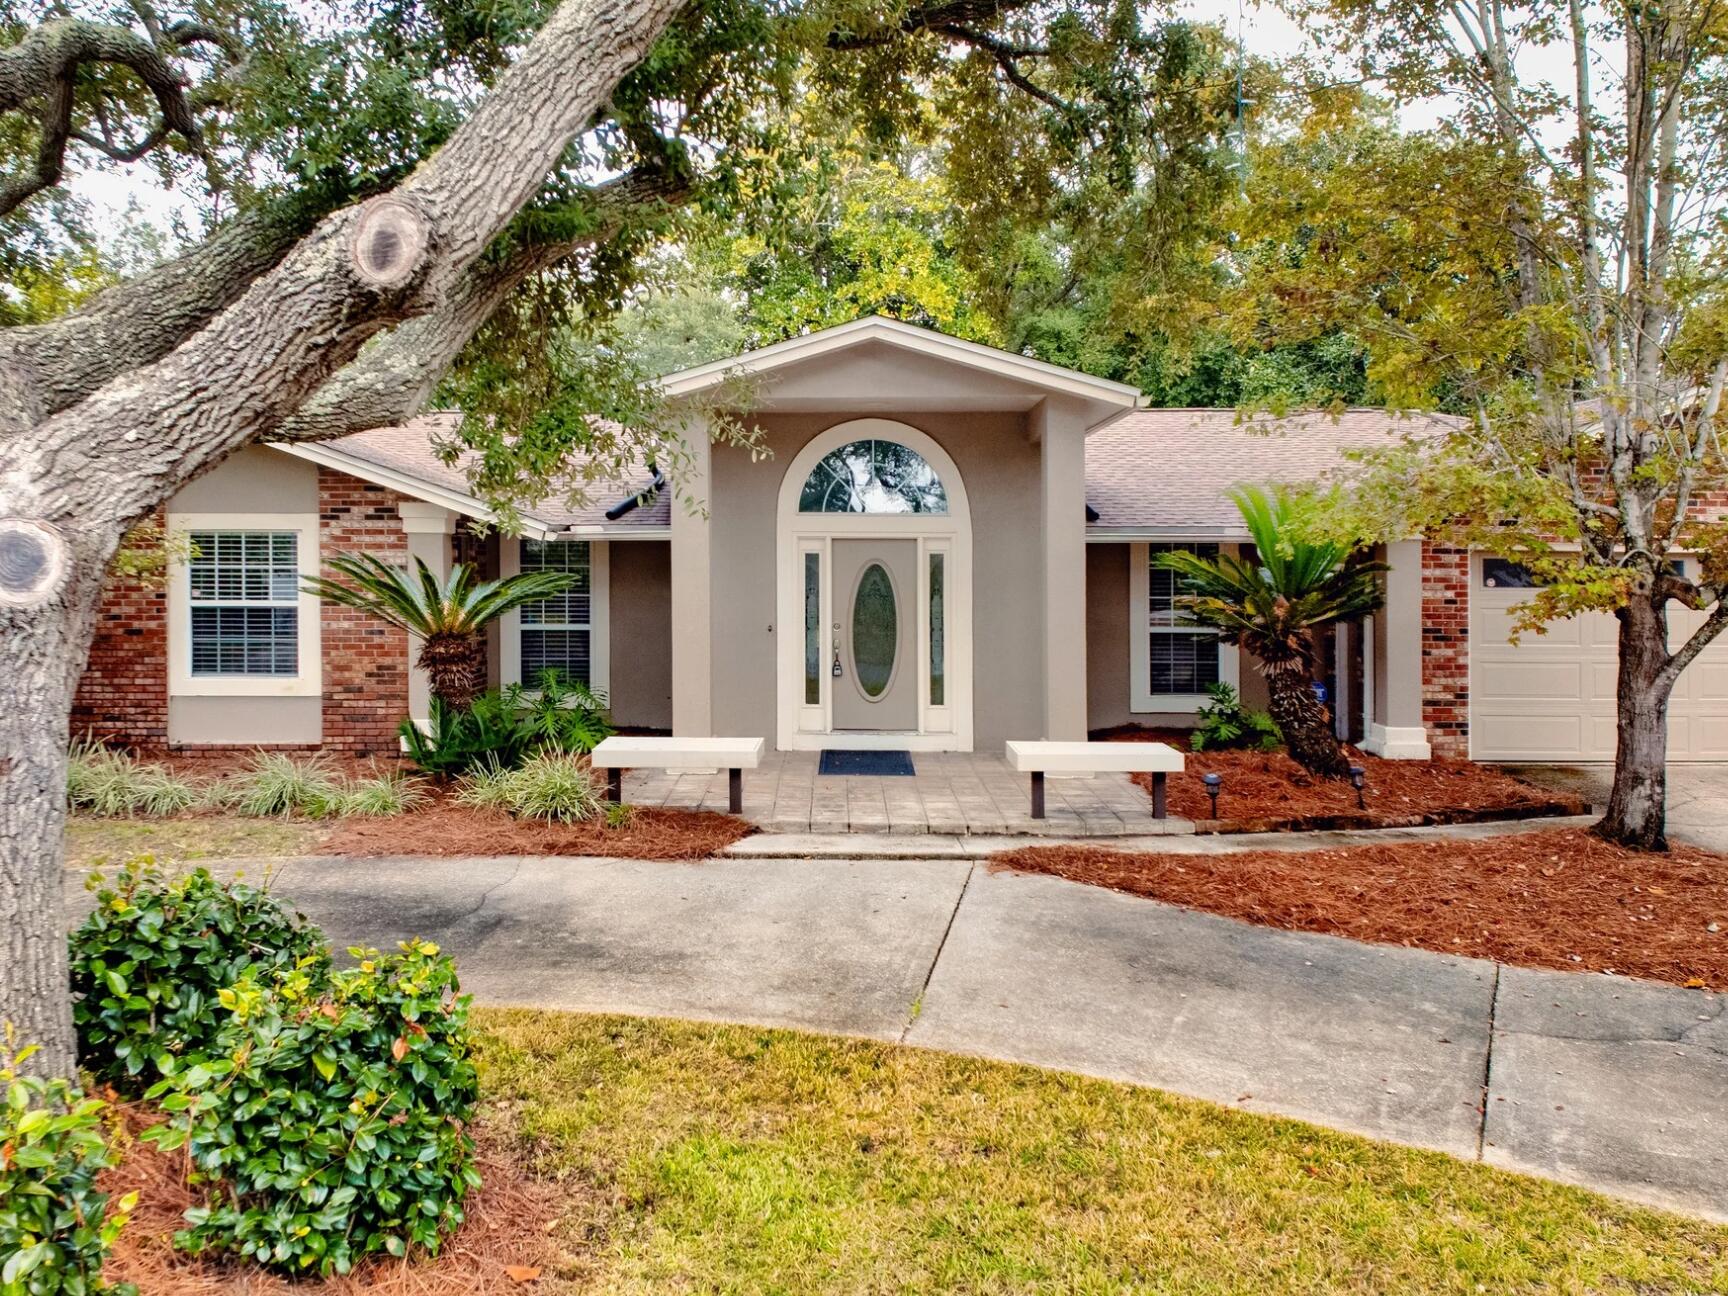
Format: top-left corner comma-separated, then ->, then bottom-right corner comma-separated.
1475,661 -> 1585,701
1469,555 -> 1728,762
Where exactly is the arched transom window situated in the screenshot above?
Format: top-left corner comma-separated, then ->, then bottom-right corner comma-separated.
797,439 -> 949,515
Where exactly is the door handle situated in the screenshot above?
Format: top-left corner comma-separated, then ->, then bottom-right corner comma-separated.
832,622 -> 842,677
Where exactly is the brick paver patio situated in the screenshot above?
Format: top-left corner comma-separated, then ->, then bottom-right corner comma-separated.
623,751 -> 1186,836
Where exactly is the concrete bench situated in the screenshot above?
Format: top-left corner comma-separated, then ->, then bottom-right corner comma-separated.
589,736 -> 766,815
1004,740 -> 1185,819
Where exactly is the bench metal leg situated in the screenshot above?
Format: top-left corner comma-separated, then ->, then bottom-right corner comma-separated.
1151,771 -> 1166,819
1030,770 -> 1046,819
606,768 -> 623,805
728,767 -> 743,815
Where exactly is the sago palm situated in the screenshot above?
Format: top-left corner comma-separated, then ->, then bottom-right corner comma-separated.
305,554 -> 578,710
1155,485 -> 1385,779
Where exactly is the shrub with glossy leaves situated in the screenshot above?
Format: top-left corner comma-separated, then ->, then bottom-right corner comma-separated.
1189,682 -> 1282,753
144,942 -> 480,1276
0,1036 -> 137,1296
69,861 -> 328,1093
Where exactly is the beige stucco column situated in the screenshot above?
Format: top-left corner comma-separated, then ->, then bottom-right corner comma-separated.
397,502 -> 457,728
1035,398 -> 1090,740
670,417 -> 713,736
1363,538 -> 1432,759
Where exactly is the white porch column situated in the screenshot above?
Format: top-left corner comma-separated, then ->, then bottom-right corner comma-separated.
670,417 -> 713,736
1035,398 -> 1090,740
1363,538 -> 1432,759
397,502 -> 457,728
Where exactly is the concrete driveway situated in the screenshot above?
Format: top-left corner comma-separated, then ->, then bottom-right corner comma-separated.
69,852 -> 1728,1222
1506,763 -> 1728,852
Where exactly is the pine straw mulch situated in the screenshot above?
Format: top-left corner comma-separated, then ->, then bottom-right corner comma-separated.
320,802 -> 754,861
1093,727 -> 1584,832
101,1103 -> 569,1294
992,827 -> 1728,989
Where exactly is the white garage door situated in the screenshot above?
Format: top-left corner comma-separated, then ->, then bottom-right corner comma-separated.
1470,554 -> 1728,761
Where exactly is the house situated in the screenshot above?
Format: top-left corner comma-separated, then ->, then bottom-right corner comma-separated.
73,316 -> 1728,764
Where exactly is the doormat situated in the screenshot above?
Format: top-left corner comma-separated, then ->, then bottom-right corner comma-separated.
819,749 -> 916,777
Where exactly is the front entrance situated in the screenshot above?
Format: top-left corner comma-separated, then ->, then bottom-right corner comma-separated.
776,418 -> 973,751
831,539 -> 918,731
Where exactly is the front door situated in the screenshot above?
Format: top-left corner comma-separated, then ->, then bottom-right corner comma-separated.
831,538 -> 918,731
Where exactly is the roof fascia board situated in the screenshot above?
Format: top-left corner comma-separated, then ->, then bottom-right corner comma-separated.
268,441 -> 554,540
1085,527 -> 1253,542
660,316 -> 1143,410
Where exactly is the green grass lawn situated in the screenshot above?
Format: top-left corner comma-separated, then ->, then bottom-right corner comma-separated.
479,1010 -> 1728,1295
65,813 -> 322,869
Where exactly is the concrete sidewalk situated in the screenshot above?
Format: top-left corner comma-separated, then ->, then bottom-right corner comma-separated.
73,851 -> 1726,1222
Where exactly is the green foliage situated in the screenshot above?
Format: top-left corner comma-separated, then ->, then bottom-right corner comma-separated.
401,671 -> 614,778
207,753 -> 344,818
454,752 -> 605,824
1157,485 -> 1386,670
1189,683 -> 1281,753
66,744 -> 200,819
335,770 -> 430,818
69,860 -> 328,1092
303,554 -> 575,643
142,942 -> 480,1276
0,1035 -> 137,1296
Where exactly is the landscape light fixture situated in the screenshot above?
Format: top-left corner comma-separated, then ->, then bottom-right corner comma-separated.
1349,764 -> 1367,810
1202,772 -> 1222,818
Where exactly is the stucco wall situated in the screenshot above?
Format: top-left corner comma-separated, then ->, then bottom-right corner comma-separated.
609,540 -> 673,731
707,410 -> 1045,749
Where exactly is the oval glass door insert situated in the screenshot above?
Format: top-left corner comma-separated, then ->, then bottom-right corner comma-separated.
851,562 -> 898,699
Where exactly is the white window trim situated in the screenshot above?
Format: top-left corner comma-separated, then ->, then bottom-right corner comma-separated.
1128,540 -> 1240,713
167,512 -> 323,698
500,538 -> 610,697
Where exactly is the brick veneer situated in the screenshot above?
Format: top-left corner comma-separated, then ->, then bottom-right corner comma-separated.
71,469 -> 415,757
1419,543 -> 1469,758
317,469 -> 410,757
71,515 -> 168,750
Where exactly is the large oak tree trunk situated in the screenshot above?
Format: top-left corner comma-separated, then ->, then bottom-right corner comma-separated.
1264,663 -> 1351,779
0,519 -> 121,1077
1599,593 -> 1675,851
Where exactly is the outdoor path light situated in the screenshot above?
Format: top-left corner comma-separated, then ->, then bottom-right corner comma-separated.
1349,764 -> 1367,810
1202,772 -> 1222,818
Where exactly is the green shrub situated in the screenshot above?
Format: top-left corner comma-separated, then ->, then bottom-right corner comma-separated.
402,670 -> 613,778
144,941 -> 480,1276
0,1036 -> 137,1296
66,743 -> 200,818
336,769 -> 430,817
455,751 -> 604,824
69,861 -> 328,1093
1189,683 -> 1282,753
208,753 -> 344,817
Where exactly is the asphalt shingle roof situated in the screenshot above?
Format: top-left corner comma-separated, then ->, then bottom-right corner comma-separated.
316,407 -> 1445,535
1084,408 -> 1449,535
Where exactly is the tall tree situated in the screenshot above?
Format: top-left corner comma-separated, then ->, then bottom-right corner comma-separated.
1,0 -> 1239,1075
1252,5 -> 1728,848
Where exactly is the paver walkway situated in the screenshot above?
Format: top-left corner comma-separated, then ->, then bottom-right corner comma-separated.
70,851 -> 1726,1221
624,751 -> 1181,836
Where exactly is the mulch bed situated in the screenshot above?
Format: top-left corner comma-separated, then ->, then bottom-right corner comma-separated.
101,1103 -> 565,1294
321,802 -> 754,861
993,828 -> 1728,989
1094,726 -> 1584,832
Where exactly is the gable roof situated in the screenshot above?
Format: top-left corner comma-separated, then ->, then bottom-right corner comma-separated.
658,315 -> 1145,425
273,414 -> 670,540
1085,408 -> 1452,538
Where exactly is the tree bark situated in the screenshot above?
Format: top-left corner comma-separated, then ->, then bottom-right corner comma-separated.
1264,664 -> 1351,779
0,520 -> 122,1078
1598,592 -> 1675,850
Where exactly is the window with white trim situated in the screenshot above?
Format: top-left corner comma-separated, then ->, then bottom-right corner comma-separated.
1146,543 -> 1222,696
187,531 -> 301,676
517,539 -> 592,684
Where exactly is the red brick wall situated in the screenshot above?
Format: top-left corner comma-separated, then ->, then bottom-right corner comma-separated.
1420,543 -> 1469,758
71,469 -> 415,757
71,516 -> 168,751
318,469 -> 411,757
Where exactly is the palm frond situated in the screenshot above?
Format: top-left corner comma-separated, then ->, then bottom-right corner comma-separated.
303,553 -> 579,639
